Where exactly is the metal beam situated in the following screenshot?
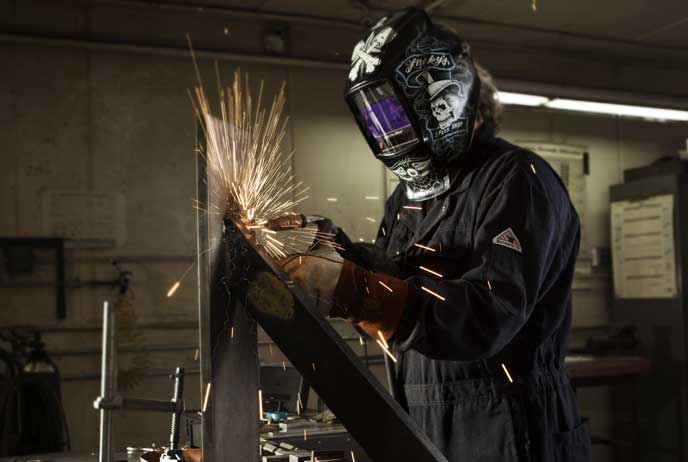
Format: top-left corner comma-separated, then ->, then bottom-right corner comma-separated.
197,125 -> 260,462
96,0 -> 364,30
3,31 -> 688,109
195,117 -> 446,460
0,33 -> 349,71
214,217 -> 447,462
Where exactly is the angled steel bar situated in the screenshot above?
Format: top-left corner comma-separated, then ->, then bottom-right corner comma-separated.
196,119 -> 446,462
197,124 -> 260,462
218,217 -> 447,462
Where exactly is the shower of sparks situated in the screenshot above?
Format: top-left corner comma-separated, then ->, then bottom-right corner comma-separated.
312,362 -> 316,371
359,336 -> 364,346
189,41 -> 312,259
501,363 -> 514,383
194,348 -> 200,361
397,213 -> 400,220
297,393 -> 304,414
419,265 -> 443,278
530,163 -> 537,174
487,280 -> 492,291
326,197 -> 338,202
414,243 -> 436,252
165,242 -> 220,298
376,339 -> 397,363
365,217 -> 376,222
304,429 -> 308,441
421,286 -> 446,301
166,281 -> 181,298
351,451 -> 357,462
378,280 -> 394,293
403,205 -> 422,210
202,383 -> 212,412
377,330 -> 389,349
258,389 -> 264,420
282,361 -> 287,371
269,343 -> 274,356
364,196 -> 379,200
381,226 -> 386,236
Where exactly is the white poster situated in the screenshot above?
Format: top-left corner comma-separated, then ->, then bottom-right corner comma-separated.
611,194 -> 677,299
519,142 -> 588,264
42,192 -> 127,248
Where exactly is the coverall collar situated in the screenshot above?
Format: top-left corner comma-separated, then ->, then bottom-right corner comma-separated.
398,125 -> 499,249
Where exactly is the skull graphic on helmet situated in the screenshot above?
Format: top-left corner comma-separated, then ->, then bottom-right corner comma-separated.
344,9 -> 479,201
391,157 -> 432,182
431,90 -> 461,130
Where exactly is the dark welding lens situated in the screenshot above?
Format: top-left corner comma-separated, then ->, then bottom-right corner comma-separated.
349,81 -> 419,156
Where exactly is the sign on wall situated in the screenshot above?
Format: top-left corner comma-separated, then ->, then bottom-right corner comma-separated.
611,194 -> 677,299
519,142 -> 588,262
42,192 -> 127,248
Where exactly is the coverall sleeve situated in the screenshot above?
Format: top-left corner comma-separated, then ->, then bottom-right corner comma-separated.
374,185 -> 402,252
393,166 -> 564,360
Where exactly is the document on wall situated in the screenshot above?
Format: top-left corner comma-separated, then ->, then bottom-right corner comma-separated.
518,142 -> 588,269
518,142 -> 586,216
611,194 -> 677,299
42,192 -> 127,248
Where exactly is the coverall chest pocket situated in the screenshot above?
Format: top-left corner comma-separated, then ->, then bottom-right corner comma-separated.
426,216 -> 473,268
406,384 -> 528,462
386,218 -> 414,258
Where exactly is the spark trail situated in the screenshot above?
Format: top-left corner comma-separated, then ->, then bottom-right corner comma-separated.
188,39 -> 319,259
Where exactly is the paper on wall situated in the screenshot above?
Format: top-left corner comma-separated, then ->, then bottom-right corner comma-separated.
518,142 -> 588,263
611,194 -> 676,299
42,191 -> 127,248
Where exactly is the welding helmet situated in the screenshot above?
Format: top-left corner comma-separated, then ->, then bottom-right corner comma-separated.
344,8 -> 480,201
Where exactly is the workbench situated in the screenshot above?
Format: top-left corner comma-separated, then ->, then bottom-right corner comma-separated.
565,355 -> 651,387
2,355 -> 650,462
565,354 -> 651,462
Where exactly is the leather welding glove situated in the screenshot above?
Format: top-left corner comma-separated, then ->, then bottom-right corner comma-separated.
281,249 -> 407,341
330,260 -> 407,341
348,243 -> 400,277
280,249 -> 344,317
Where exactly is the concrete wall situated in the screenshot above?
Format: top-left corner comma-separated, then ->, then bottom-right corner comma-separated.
1,0 -> 687,458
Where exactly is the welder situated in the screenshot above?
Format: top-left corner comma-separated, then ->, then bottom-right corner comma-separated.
281,8 -> 591,462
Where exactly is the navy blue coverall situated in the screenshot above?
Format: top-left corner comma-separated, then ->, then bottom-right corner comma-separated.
375,129 -> 592,462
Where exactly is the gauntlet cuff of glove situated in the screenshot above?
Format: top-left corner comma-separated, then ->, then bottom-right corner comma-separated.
331,259 -> 407,337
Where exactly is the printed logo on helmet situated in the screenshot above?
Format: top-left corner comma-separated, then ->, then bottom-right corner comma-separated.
419,72 -> 467,140
395,45 -> 467,143
349,25 -> 397,82
389,156 -> 449,201
395,52 -> 456,88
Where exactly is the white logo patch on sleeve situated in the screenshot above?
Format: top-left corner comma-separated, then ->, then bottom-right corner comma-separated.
492,228 -> 522,253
